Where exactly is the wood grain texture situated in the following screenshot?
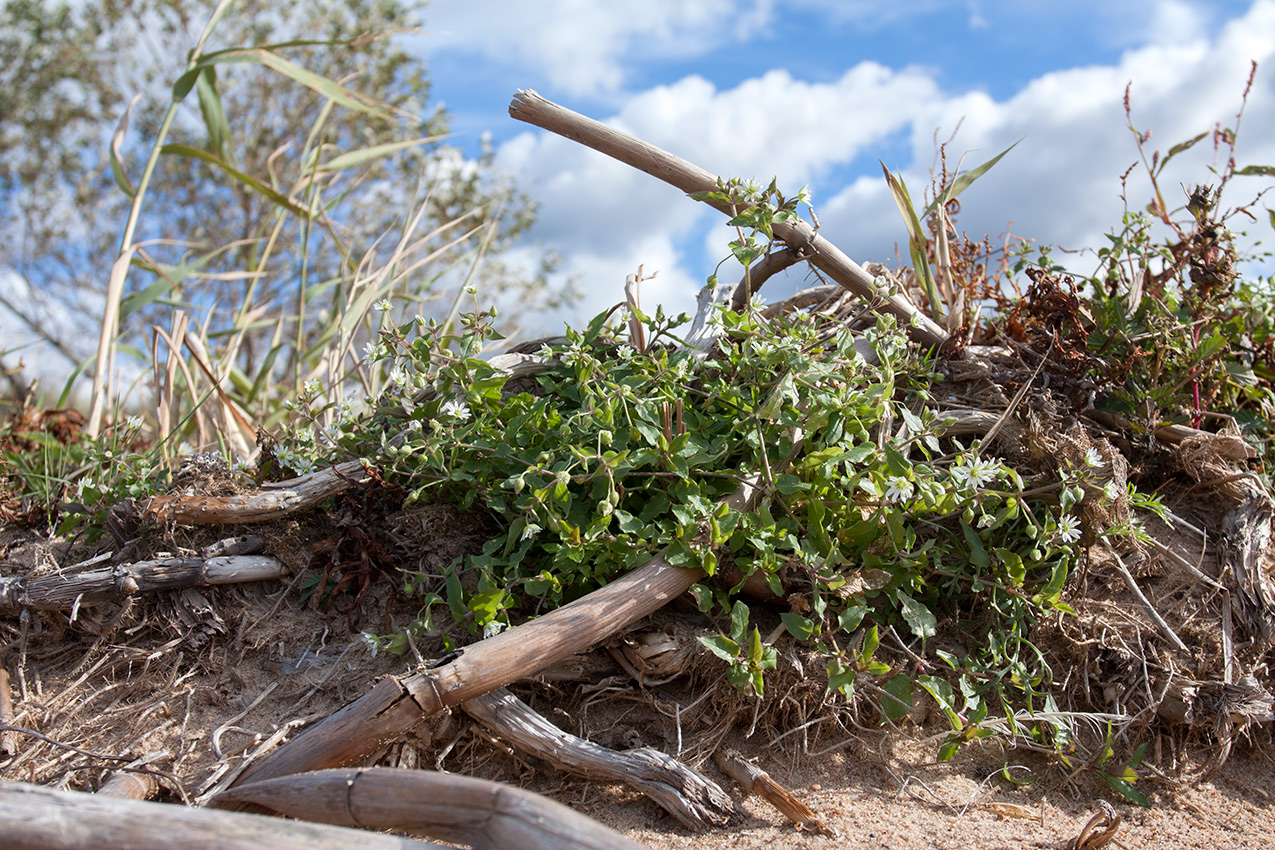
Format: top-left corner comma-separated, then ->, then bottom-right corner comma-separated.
144,460 -> 370,525
213,767 -> 650,850
0,782 -> 442,850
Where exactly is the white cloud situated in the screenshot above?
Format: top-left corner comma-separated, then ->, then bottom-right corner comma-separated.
1147,0 -> 1210,44
498,0 -> 1275,330
423,0 -> 770,97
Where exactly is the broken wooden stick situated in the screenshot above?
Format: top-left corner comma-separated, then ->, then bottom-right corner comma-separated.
143,460 -> 370,525
508,89 -> 948,348
0,555 -> 286,613
0,668 -> 15,757
0,781 -> 447,850
212,767 -> 649,850
714,747 -> 837,838
463,687 -> 739,830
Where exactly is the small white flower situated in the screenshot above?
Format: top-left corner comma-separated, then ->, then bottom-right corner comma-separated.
520,523 -> 542,541
978,513 -> 996,529
952,456 -> 1000,492
363,342 -> 382,365
304,378 -> 321,396
1084,447 -> 1105,469
538,344 -> 556,362
1103,480 -> 1122,502
616,344 -> 635,360
1054,515 -> 1082,545
387,367 -> 408,388
125,415 -> 142,430
884,476 -> 913,503
360,632 -> 380,657
464,283 -> 478,295
482,620 -> 507,639
441,399 -> 472,421
374,298 -> 392,312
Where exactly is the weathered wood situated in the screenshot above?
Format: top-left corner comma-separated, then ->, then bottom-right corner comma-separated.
0,555 -> 285,613
1220,491 -> 1275,646
508,89 -> 948,349
212,767 -> 649,850
1086,409 -> 1255,459
714,748 -> 836,838
220,475 -> 765,792
96,770 -> 159,801
463,687 -> 738,830
0,781 -> 443,850
143,460 -> 370,525
0,669 -> 15,756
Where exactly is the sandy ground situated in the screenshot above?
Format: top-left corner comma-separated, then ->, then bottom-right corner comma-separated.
601,741 -> 1275,850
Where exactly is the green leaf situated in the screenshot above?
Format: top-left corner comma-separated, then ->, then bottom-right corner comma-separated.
775,473 -> 806,495
826,657 -> 856,698
1000,765 -> 1037,786
837,605 -> 867,632
916,675 -> 962,730
468,588 -> 505,624
318,136 -> 444,171
861,624 -> 880,662
1235,164 -> 1275,178
195,64 -> 232,162
699,635 -> 740,663
897,592 -> 937,640
994,548 -> 1026,587
1157,131 -> 1208,174
882,674 -> 914,721
730,600 -> 750,644
780,613 -> 816,641
881,162 -> 941,317
189,47 -> 406,122
1102,774 -> 1150,807
160,143 -> 311,218
108,93 -> 142,198
926,140 -> 1021,211
961,521 -> 990,570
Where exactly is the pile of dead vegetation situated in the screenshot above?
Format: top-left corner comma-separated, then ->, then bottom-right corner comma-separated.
1,90 -> 1274,850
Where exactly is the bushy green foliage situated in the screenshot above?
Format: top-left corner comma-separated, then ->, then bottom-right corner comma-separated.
284,290 -> 1117,757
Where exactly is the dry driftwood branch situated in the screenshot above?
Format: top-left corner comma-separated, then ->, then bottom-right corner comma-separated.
97,769 -> 160,800
0,668 -> 16,756
713,747 -> 836,838
143,460 -> 370,525
1220,490 -> 1275,646
0,555 -> 285,613
212,767 -> 649,850
508,89 -> 948,348
0,781 -> 445,850
219,474 -> 766,793
462,687 -> 739,830
1086,409 -> 1255,460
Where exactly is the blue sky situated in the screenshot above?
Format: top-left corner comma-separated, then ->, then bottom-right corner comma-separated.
409,0 -> 1275,330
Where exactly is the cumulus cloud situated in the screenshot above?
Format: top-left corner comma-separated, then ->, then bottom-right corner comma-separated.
423,0 -> 770,97
497,0 -> 1275,328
